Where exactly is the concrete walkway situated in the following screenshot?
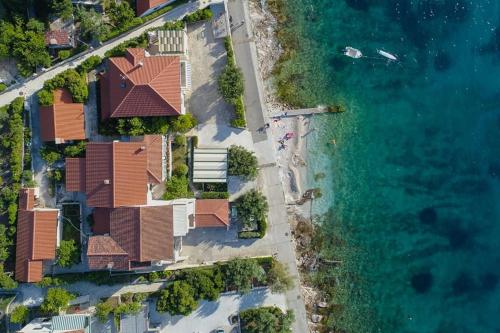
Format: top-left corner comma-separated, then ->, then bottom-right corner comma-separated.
227,0 -> 309,332
0,0 -> 206,107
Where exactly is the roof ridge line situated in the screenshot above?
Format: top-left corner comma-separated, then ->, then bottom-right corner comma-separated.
146,84 -> 180,114
112,142 -> 117,208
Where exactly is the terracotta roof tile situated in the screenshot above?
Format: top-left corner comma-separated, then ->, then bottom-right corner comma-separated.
144,135 -> 163,183
136,0 -> 169,16
19,188 -> 35,211
87,235 -> 129,270
139,205 -> 174,261
66,138 -> 161,208
101,48 -> 181,119
15,190 -> 58,282
92,208 -> 111,234
195,199 -> 230,228
66,158 -> 86,192
45,30 -> 70,46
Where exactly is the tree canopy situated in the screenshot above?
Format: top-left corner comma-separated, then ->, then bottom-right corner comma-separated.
10,305 -> 29,324
267,260 -> 293,293
228,145 -> 258,180
0,264 -> 18,289
235,189 -> 268,230
218,63 -> 244,104
224,258 -> 265,294
170,114 -> 198,133
240,307 -> 294,333
50,0 -> 73,20
183,268 -> 224,301
41,288 -> 75,314
75,6 -> 109,42
156,281 -> 198,315
57,239 -> 80,268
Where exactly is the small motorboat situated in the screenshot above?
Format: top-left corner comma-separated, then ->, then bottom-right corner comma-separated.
344,46 -> 363,59
377,49 -> 398,61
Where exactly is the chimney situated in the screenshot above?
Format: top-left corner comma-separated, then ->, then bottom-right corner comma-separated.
140,146 -> 146,151
103,179 -> 110,185
137,61 -> 144,67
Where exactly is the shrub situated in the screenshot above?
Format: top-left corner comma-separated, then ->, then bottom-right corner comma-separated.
58,50 -> 71,60
238,231 -> 261,239
156,281 -> 198,315
40,147 -> 62,165
41,69 -> 88,104
218,64 -> 244,104
163,20 -> 185,30
57,240 -> 80,268
38,89 -> 54,106
163,175 -> 192,200
200,192 -> 229,199
37,276 -> 65,288
191,135 -> 198,148
240,307 -> 294,333
63,141 -> 86,157
183,8 -> 213,23
10,305 -> 29,324
0,225 -> 12,262
231,96 -> 247,127
95,301 -> 114,322
235,189 -> 268,235
267,260 -> 293,293
183,268 -> 223,301
223,258 -> 265,294
173,164 -> 189,177
7,203 -> 17,225
0,264 -> 18,289
173,135 -> 187,147
228,145 -> 258,180
0,82 -> 7,92
41,288 -> 75,314
170,114 -> 197,133
76,55 -> 102,74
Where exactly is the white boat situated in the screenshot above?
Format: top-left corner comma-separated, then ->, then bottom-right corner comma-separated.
344,46 -> 363,59
377,49 -> 398,61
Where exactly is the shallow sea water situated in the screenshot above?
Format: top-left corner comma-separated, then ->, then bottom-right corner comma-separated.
280,0 -> 500,332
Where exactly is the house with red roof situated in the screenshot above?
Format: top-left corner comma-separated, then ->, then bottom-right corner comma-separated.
136,0 -> 176,17
45,29 -> 75,49
86,198 -> 229,272
15,188 -> 59,282
65,135 -> 165,208
39,88 -> 86,143
100,48 -> 185,120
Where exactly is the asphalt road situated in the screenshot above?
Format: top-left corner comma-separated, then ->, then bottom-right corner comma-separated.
0,0 -> 204,107
227,0 -> 310,332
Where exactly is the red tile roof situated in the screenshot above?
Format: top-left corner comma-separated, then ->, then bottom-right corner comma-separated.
66,137 -> 163,208
19,188 -> 35,211
100,48 -> 181,119
87,205 -> 174,270
132,135 -> 164,184
87,236 -> 130,271
136,0 -> 169,16
39,89 -> 86,143
195,199 -> 230,228
92,208 -> 111,234
15,190 -> 58,282
45,30 -> 71,46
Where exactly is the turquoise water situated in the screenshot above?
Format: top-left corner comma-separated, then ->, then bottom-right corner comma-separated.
278,0 -> 500,332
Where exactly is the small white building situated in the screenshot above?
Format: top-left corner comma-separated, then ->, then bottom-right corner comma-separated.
192,147 -> 228,183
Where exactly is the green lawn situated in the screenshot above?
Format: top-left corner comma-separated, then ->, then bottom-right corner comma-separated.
62,203 -> 81,246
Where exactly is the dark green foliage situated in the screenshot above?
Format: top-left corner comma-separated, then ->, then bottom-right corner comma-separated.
7,203 -> 17,225
95,301 -> 114,322
75,55 -> 102,74
58,49 -> 71,61
50,0 -> 73,20
38,69 -> 88,106
40,146 -> 62,165
173,164 -> 189,177
57,240 -> 80,268
102,1 -> 142,41
0,264 -> 17,289
41,288 -> 75,314
163,20 -> 185,30
173,135 -> 186,147
156,281 -> 198,315
99,116 -> 169,136
238,231 -> 262,239
170,114 -> 197,133
182,268 -> 224,301
231,96 -> 246,128
0,83 -> 7,92
191,135 -> 198,148
236,190 -> 268,238
141,0 -> 189,22
200,192 -> 229,199
10,305 -> 29,324
183,8 -> 213,23
218,63 -> 244,104
75,6 -> 109,42
228,145 -> 258,180
104,34 -> 148,58
36,276 -> 65,288
163,175 -> 192,200
0,225 -> 11,262
240,307 -> 294,333
223,258 -> 265,294
5,98 -> 24,182
63,141 -> 86,157
0,19 -> 51,77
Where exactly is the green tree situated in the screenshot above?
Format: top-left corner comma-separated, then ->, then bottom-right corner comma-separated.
41,288 -> 75,314
38,89 -> 54,106
58,50 -> 71,60
75,55 -> 102,74
224,258 -> 265,294
156,281 -> 198,315
267,260 -> 293,293
228,145 -> 258,180
170,114 -> 197,133
10,305 -> 29,324
0,264 -> 18,289
40,147 -> 62,165
184,269 -> 223,301
173,164 -> 188,177
107,1 -> 135,28
7,202 -> 17,225
63,141 -> 86,157
51,0 -> 73,20
56,240 -> 80,267
95,301 -> 114,322
163,175 -> 191,200
0,225 -> 12,262
235,190 -> 268,230
75,7 -> 109,41
240,307 -> 294,333
218,64 -> 244,104
13,20 -> 51,76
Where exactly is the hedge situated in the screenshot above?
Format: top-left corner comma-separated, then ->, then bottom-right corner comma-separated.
76,55 -> 103,74
37,69 -> 88,106
238,231 -> 261,239
183,8 -> 213,23
201,192 -> 229,199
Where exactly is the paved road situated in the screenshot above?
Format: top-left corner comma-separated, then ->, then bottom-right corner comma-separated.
227,0 -> 309,332
0,0 -> 203,107
150,288 -> 286,333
